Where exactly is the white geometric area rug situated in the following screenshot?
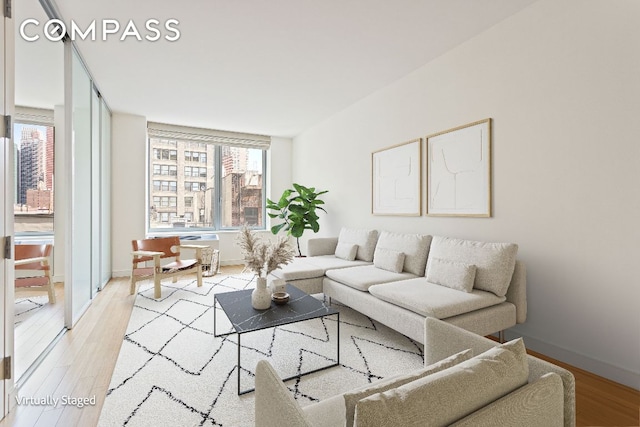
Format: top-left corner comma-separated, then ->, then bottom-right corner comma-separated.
14,295 -> 49,326
98,274 -> 423,427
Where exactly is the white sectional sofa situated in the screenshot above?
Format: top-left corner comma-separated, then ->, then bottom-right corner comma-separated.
270,227 -> 526,343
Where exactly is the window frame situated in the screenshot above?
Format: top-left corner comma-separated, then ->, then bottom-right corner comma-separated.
147,137 -> 267,234
13,112 -> 56,238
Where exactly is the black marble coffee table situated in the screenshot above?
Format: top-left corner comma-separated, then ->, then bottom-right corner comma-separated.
213,284 -> 340,395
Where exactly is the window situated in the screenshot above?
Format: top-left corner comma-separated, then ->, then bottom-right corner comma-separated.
244,207 -> 259,226
147,123 -> 269,231
184,166 -> 207,178
14,121 -> 55,234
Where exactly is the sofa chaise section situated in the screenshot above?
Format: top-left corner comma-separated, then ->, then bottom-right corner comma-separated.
270,229 -> 379,294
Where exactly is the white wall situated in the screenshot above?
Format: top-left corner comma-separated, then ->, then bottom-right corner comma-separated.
111,113 -> 147,277
110,116 -> 293,275
292,0 -> 640,388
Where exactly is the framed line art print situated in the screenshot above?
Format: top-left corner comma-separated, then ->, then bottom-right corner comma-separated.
371,138 -> 422,216
426,118 -> 492,217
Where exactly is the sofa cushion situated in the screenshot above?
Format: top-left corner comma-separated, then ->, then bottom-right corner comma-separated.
373,231 -> 432,276
335,242 -> 358,261
373,248 -> 405,273
343,349 -> 473,427
368,278 -> 505,319
426,257 -> 477,293
304,255 -> 371,273
354,338 -> 529,427
428,236 -> 518,297
325,265 -> 416,292
338,228 -> 379,262
271,260 -> 325,281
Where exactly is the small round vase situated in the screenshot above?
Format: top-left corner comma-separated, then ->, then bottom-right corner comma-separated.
252,277 -> 271,310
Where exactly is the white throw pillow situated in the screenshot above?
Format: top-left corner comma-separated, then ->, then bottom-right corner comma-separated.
426,257 -> 477,293
335,243 -> 358,261
373,248 -> 405,273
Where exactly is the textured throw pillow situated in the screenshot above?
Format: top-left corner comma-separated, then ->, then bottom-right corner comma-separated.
428,236 -> 518,297
426,257 -> 477,293
338,228 -> 379,262
374,231 -> 433,276
335,243 -> 358,261
355,338 -> 529,427
343,349 -> 473,427
373,248 -> 405,273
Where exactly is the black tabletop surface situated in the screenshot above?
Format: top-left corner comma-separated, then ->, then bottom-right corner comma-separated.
215,284 -> 337,333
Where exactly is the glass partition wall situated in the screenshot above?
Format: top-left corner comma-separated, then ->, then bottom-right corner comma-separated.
13,0 -> 112,383
13,0 -> 65,382
64,44 -> 112,328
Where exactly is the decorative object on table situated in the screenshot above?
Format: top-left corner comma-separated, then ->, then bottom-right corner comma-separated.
268,277 -> 286,295
271,291 -> 290,305
266,183 -> 328,257
371,139 -> 422,216
426,118 -> 492,217
237,225 -> 294,309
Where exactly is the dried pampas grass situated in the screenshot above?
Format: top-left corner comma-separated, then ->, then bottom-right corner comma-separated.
237,225 -> 294,277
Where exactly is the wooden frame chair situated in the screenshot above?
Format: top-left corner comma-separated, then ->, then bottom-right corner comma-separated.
15,244 -> 56,304
130,236 -> 207,298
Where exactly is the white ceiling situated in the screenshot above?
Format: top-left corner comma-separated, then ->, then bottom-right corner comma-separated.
16,0 -> 537,137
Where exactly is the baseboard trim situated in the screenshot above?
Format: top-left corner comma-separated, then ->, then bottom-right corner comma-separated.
220,259 -> 244,267
112,270 -> 130,278
505,330 -> 639,390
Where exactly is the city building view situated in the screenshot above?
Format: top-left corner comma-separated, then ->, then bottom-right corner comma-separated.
148,138 -> 264,230
14,123 -> 55,233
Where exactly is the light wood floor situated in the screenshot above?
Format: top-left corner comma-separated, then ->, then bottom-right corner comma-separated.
14,283 -> 65,380
1,266 -> 638,427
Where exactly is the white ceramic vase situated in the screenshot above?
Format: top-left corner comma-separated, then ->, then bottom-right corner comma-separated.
252,277 -> 271,310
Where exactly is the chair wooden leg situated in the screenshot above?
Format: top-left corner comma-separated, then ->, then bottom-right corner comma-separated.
154,274 -> 161,299
153,257 -> 162,298
197,265 -> 203,287
130,266 -> 137,295
44,263 -> 56,304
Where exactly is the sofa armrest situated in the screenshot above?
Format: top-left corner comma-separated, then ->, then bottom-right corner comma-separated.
424,317 -> 497,365
527,356 -> 576,427
307,237 -> 338,257
255,360 -> 311,427
424,318 -> 575,427
506,260 -> 527,324
450,373 -> 565,427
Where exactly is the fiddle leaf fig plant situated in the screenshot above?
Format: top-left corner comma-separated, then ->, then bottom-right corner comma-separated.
266,183 -> 328,257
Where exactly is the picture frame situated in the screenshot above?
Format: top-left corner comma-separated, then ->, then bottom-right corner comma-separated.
371,138 -> 422,216
426,118 -> 492,217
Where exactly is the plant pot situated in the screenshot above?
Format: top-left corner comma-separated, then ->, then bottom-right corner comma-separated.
251,277 -> 271,310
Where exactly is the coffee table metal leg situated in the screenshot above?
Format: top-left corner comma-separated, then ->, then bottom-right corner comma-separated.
237,333 -> 241,395
337,312 -> 340,365
213,297 -> 217,336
